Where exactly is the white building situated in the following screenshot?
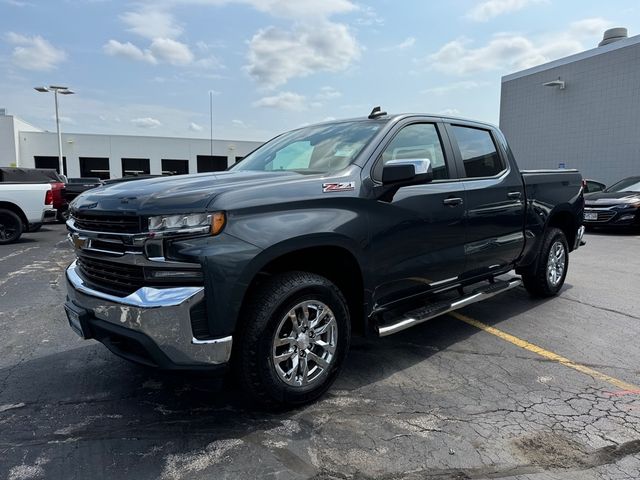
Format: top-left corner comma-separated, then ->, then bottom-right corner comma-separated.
0,110 -> 263,179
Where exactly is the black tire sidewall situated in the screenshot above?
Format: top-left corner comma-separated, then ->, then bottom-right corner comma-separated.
0,210 -> 23,244
238,273 -> 351,407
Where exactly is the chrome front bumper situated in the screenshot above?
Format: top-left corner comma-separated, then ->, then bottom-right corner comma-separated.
65,260 -> 232,366
574,225 -> 586,250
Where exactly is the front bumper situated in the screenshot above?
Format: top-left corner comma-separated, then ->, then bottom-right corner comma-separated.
583,206 -> 639,227
65,260 -> 232,370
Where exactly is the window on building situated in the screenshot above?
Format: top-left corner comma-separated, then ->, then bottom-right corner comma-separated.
79,157 -> 110,180
121,158 -> 150,177
34,156 -> 67,176
161,159 -> 189,175
197,155 -> 228,172
235,156 -> 244,164
375,123 -> 449,181
450,126 -> 505,178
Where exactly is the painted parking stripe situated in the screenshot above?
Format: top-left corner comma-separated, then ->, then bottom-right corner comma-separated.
450,311 -> 640,392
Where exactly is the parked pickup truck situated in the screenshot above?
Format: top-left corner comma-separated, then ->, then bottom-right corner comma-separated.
64,112 -> 585,407
0,182 -> 56,244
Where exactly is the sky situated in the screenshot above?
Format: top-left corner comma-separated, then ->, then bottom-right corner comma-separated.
0,0 -> 638,142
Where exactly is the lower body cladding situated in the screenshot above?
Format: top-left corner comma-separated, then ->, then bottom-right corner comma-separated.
64,260 -> 232,371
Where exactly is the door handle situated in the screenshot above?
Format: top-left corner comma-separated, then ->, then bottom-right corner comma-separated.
443,197 -> 463,207
507,191 -> 522,200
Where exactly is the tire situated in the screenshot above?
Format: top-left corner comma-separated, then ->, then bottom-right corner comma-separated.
0,209 -> 23,244
234,271 -> 351,409
522,227 -> 569,297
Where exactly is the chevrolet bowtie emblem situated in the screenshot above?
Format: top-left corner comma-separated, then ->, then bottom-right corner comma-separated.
70,233 -> 89,250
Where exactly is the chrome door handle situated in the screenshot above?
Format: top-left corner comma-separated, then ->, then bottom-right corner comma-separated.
443,197 -> 463,206
507,191 -> 522,200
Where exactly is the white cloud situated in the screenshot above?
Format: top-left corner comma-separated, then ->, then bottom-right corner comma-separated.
189,122 -> 203,131
232,119 -> 248,128
131,117 -> 162,128
3,0 -> 31,6
427,18 -> 615,76
121,9 -> 182,39
427,32 -> 584,75
569,18 -> 613,37
467,0 -> 547,22
103,40 -> 156,64
422,81 -> 483,95
104,38 -> 195,67
150,38 -> 194,66
439,108 -> 462,116
246,22 -> 360,88
256,0 -> 356,19
252,91 -> 306,111
381,36 -> 416,51
354,5 -> 384,26
316,86 -> 342,101
5,32 -> 66,71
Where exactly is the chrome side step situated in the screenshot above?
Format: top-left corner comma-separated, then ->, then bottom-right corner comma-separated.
377,277 -> 522,337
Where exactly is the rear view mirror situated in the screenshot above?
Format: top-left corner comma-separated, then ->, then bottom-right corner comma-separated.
382,159 -> 433,186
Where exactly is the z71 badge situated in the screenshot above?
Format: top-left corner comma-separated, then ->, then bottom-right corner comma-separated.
322,182 -> 355,193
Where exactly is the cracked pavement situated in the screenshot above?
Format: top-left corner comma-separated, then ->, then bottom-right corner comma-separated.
1,225 -> 640,479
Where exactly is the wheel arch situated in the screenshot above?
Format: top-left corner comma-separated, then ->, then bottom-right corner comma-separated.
238,236 -> 368,336
0,201 -> 28,228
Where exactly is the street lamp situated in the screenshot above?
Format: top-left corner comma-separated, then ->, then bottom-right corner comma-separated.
34,85 -> 75,176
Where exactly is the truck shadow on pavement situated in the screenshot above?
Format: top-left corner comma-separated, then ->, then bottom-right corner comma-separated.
0,285 -> 569,479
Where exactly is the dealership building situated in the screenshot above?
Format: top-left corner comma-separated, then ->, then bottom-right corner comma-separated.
0,111 -> 263,179
500,28 -> 640,185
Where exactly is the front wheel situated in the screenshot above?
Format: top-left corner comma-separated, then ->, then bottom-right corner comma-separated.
522,227 -> 569,297
234,271 -> 351,408
0,209 -> 23,244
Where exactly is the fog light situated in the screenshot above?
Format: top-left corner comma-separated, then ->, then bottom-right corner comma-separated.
147,270 -> 203,280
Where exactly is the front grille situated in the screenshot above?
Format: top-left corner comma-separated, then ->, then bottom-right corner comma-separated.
77,256 -> 145,295
585,209 -> 616,222
73,212 -> 142,233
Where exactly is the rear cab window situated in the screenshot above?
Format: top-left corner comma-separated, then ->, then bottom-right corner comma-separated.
450,125 -> 505,178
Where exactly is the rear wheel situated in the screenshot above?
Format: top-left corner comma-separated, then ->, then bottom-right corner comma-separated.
0,209 -> 23,244
234,271 -> 350,408
522,227 -> 568,297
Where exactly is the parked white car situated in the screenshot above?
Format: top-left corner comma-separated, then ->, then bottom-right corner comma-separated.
0,183 -> 56,244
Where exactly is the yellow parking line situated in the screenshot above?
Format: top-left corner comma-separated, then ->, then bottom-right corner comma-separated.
450,311 -> 640,392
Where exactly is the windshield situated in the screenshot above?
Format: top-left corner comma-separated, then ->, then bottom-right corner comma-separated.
605,177 -> 640,193
231,121 -> 384,174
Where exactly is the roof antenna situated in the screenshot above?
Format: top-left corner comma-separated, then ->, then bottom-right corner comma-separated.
368,106 -> 387,119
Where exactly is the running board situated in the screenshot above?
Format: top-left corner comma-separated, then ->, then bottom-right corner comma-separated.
377,277 -> 522,337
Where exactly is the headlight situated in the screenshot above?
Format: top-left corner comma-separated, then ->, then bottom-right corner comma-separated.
148,212 -> 226,236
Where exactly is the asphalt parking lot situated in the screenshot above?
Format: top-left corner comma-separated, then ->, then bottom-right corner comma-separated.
1,224 -> 639,480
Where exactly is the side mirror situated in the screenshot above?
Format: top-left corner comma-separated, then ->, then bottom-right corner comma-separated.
382,159 -> 433,186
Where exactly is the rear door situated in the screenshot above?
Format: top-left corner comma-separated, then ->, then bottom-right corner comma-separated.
444,122 -> 525,278
367,120 -> 468,307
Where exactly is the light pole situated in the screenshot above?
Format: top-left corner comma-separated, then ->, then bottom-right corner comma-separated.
35,85 -> 75,176
209,90 -> 214,157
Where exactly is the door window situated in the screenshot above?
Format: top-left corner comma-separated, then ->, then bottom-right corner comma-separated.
376,123 -> 449,180
451,126 -> 505,178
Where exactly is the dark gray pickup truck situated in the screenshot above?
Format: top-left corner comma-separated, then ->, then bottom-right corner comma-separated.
64,112 -> 585,407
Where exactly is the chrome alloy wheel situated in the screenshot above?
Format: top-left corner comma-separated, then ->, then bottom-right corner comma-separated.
272,300 -> 338,387
547,241 -> 566,287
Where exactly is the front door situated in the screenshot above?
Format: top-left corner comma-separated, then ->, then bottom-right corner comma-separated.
368,121 -> 467,308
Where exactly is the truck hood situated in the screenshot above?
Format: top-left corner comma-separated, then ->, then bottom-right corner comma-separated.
71,170 -> 302,215
584,191 -> 640,205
